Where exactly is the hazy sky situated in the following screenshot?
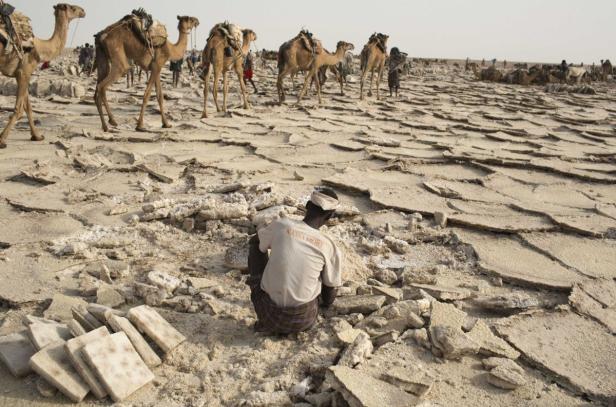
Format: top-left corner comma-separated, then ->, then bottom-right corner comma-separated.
12,0 -> 616,64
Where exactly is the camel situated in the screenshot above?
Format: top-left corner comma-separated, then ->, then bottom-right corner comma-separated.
504,69 -> 540,85
359,33 -> 389,100
277,31 -> 344,103
565,67 -> 588,84
296,41 -> 354,105
465,61 -> 478,72
0,3 -> 85,148
200,24 -> 257,119
471,65 -> 503,82
94,14 -> 199,132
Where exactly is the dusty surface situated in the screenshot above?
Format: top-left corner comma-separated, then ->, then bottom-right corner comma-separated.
0,54 -> 615,406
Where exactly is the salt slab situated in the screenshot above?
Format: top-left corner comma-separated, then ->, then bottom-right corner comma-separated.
82,332 -> 155,402
127,305 -> 185,353
107,314 -> 161,367
29,341 -> 90,402
0,331 -> 36,377
28,322 -> 72,350
65,326 -> 110,399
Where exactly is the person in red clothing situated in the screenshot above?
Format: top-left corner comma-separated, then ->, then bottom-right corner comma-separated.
243,50 -> 257,93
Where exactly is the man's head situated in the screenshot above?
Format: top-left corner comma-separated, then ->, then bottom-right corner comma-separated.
304,187 -> 339,228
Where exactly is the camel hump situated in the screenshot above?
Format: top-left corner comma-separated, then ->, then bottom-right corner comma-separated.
148,20 -> 167,47
97,13 -> 167,48
210,22 -> 243,51
297,30 -> 323,54
0,10 -> 34,49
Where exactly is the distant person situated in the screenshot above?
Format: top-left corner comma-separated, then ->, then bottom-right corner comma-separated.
170,57 -> 183,88
127,60 -> 135,88
481,59 -> 486,67
244,50 -> 257,93
492,58 -> 496,67
78,43 -> 94,76
503,60 -> 507,68
187,50 -> 199,76
388,47 -> 405,97
560,60 -> 568,73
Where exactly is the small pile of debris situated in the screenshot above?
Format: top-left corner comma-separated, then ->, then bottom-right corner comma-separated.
0,304 -> 184,403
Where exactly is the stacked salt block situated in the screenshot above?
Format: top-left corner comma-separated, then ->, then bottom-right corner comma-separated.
0,304 -> 185,403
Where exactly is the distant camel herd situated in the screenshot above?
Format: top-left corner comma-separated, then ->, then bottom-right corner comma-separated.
0,3 -> 613,148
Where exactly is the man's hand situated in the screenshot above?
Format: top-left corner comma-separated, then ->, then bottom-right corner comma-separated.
247,234 -> 268,289
320,285 -> 337,308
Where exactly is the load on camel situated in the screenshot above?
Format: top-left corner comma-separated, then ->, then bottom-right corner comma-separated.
0,3 -> 85,149
94,9 -> 199,132
200,22 -> 257,118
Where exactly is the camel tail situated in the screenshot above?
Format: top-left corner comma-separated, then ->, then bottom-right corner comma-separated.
94,34 -> 109,82
200,48 -> 211,79
277,48 -> 285,71
360,47 -> 368,72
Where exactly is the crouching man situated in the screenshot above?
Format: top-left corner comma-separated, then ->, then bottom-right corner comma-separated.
247,188 -> 343,334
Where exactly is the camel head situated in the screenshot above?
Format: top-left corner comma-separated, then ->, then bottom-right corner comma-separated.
242,29 -> 257,43
379,34 -> 389,46
177,16 -> 200,34
336,41 -> 354,53
53,3 -> 86,21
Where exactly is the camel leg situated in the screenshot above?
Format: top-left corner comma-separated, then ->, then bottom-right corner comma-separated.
376,65 -> 384,100
154,69 -> 171,128
212,67 -> 222,113
222,70 -> 229,113
236,63 -> 250,110
277,68 -> 290,104
95,66 -> 124,131
315,69 -> 323,105
368,70 -> 374,97
25,95 -> 43,141
360,69 -> 368,100
0,71 -> 30,148
297,69 -> 313,105
93,87 -> 108,132
334,67 -> 344,96
201,67 -> 211,119
136,71 -> 156,131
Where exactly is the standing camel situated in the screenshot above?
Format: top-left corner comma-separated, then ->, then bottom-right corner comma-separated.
0,3 -> 85,148
94,15 -> 199,132
296,41 -> 354,105
359,33 -> 389,100
277,31 -> 348,104
200,24 -> 257,119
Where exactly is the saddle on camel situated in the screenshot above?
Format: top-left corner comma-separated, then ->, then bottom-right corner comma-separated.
0,2 -> 34,57
95,8 -> 168,53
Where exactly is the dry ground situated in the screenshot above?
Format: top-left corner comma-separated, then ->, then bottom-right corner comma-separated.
0,55 -> 615,406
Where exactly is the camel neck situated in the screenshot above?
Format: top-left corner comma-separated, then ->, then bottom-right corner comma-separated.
241,40 -> 251,57
168,28 -> 189,61
34,12 -> 69,61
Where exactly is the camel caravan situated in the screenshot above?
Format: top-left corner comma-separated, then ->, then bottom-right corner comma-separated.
0,3 -> 614,148
468,58 -> 614,87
